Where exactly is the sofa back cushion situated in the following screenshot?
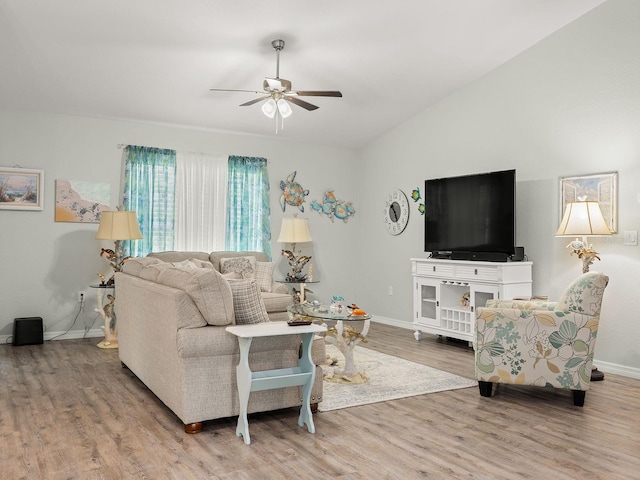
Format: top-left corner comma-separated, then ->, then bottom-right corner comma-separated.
157,267 -> 235,326
148,251 -> 212,264
122,257 -> 234,326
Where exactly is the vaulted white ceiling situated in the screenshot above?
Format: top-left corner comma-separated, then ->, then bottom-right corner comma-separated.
0,0 -> 605,149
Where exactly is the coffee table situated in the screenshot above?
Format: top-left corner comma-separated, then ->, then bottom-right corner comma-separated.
289,304 -> 371,383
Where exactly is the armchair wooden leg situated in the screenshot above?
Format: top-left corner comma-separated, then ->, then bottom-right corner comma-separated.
572,390 -> 586,407
478,381 -> 493,397
311,402 -> 318,413
184,422 -> 203,434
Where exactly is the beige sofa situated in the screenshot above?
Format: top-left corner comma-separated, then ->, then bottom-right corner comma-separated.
115,253 -> 324,434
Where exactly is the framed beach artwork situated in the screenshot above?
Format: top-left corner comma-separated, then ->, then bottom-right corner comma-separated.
55,179 -> 111,223
0,167 -> 45,211
559,172 -> 618,233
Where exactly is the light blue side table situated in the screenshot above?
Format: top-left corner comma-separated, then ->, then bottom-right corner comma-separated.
225,321 -> 327,445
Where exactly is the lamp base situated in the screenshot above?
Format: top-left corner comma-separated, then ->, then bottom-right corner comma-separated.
97,339 -> 119,349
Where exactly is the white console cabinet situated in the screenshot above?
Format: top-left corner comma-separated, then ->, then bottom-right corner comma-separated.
411,258 -> 532,342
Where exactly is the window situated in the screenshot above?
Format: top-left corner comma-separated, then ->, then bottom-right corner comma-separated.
121,146 -> 271,258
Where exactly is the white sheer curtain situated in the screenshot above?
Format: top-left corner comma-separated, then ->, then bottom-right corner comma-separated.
174,151 -> 228,251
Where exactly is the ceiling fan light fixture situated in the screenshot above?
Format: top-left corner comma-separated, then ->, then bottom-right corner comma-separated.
262,98 -> 277,118
277,99 -> 293,118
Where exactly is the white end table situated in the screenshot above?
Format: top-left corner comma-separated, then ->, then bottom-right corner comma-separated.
225,321 -> 327,445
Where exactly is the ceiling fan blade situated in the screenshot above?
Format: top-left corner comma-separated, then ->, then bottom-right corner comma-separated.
210,88 -> 263,94
286,96 -> 319,111
293,90 -> 343,97
239,96 -> 270,107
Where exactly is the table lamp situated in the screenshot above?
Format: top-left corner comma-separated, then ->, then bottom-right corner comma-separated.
278,216 -> 312,282
96,208 -> 143,283
555,200 -> 612,273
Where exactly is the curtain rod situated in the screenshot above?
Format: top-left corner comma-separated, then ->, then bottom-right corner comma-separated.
116,144 -> 268,162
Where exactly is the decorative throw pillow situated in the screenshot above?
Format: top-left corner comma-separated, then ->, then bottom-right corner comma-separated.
228,279 -> 270,325
254,261 -> 274,292
220,256 -> 257,279
157,267 -> 234,326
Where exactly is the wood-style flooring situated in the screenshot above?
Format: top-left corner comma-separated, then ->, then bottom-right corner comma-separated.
1,323 -> 638,479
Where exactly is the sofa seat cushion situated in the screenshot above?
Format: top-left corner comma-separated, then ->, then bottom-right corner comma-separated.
261,291 -> 293,313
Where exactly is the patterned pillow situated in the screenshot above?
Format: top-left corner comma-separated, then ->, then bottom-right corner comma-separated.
228,279 -> 270,324
254,261 -> 274,292
220,256 -> 256,279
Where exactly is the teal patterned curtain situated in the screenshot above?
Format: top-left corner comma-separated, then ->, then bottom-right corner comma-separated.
226,156 -> 271,258
122,145 -> 176,257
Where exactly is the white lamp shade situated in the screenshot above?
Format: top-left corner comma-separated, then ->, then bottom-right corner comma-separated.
96,211 -> 143,240
262,98 -> 277,118
277,217 -> 312,243
277,99 -> 293,118
556,201 -> 612,236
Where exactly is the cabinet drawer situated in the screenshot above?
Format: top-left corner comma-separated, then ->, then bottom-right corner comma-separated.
416,263 -> 455,277
456,266 -> 498,282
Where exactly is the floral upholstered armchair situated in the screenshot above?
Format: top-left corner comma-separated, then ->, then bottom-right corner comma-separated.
474,272 -> 609,406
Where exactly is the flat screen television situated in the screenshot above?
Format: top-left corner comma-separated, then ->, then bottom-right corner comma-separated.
424,169 -> 516,261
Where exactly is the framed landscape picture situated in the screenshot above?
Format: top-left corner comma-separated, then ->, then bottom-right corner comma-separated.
0,167 -> 45,211
559,171 -> 618,233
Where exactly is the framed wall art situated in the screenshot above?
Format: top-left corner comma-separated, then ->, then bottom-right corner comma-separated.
559,171 -> 618,233
0,167 -> 45,211
55,179 -> 110,223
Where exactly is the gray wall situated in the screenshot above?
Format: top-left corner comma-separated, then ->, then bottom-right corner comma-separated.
0,111 -> 360,342
356,0 -> 640,378
1,0 -> 639,378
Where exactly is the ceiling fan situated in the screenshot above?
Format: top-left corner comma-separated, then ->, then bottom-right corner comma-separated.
210,39 -> 342,130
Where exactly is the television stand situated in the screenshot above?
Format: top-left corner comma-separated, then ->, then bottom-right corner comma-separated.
411,258 -> 532,343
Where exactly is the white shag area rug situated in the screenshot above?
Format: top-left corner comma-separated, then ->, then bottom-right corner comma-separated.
319,345 -> 477,412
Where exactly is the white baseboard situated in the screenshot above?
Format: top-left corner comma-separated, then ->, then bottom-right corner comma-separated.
0,328 -> 104,345
371,315 -> 413,330
593,359 -> 640,380
372,316 -> 640,380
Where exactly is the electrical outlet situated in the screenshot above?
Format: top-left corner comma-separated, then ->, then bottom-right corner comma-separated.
388,286 -> 393,296
78,291 -> 85,303
624,231 -> 638,246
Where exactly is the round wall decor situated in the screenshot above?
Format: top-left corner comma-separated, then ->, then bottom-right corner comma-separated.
383,189 -> 409,235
